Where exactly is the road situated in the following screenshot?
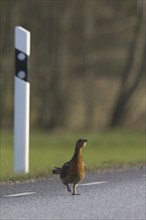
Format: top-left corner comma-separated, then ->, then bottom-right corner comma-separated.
0,167 -> 145,220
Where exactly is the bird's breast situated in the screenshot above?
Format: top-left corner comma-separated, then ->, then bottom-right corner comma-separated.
68,159 -> 85,183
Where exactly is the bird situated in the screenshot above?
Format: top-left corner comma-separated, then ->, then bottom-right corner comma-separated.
52,138 -> 87,195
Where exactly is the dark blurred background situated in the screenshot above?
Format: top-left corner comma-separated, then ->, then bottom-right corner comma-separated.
0,0 -> 145,132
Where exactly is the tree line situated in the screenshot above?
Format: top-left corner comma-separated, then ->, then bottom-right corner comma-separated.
1,0 -> 145,131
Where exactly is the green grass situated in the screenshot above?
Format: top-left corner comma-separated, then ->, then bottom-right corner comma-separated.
0,129 -> 145,181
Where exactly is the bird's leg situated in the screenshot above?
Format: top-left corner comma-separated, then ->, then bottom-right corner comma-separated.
72,184 -> 80,195
65,183 -> 71,193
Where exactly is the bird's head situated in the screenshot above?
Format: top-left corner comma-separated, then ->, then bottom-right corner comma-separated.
76,138 -> 87,149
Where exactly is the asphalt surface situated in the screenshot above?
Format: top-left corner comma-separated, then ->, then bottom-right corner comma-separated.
0,167 -> 145,220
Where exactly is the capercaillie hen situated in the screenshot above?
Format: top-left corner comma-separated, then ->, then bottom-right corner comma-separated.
52,138 -> 87,195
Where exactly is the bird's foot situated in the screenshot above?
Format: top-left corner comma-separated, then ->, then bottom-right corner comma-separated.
72,193 -> 80,195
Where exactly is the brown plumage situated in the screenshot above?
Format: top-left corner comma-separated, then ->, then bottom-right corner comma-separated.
52,138 -> 87,195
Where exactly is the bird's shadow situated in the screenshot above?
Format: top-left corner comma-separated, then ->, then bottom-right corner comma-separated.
53,192 -> 81,197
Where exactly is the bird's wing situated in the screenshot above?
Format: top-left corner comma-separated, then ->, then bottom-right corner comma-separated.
60,161 -> 70,179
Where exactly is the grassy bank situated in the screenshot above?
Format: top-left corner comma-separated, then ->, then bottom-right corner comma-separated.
0,129 -> 145,181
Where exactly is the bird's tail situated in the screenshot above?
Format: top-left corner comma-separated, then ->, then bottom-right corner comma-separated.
52,167 -> 61,174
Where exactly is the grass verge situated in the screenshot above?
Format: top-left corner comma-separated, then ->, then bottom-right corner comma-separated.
0,129 -> 145,182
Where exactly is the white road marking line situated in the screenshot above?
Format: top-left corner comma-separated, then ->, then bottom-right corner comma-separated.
2,192 -> 36,198
80,181 -> 106,186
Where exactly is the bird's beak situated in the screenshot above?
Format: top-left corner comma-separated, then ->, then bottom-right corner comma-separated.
83,139 -> 87,148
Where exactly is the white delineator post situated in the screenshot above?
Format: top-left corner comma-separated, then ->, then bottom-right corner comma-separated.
14,26 -> 31,173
